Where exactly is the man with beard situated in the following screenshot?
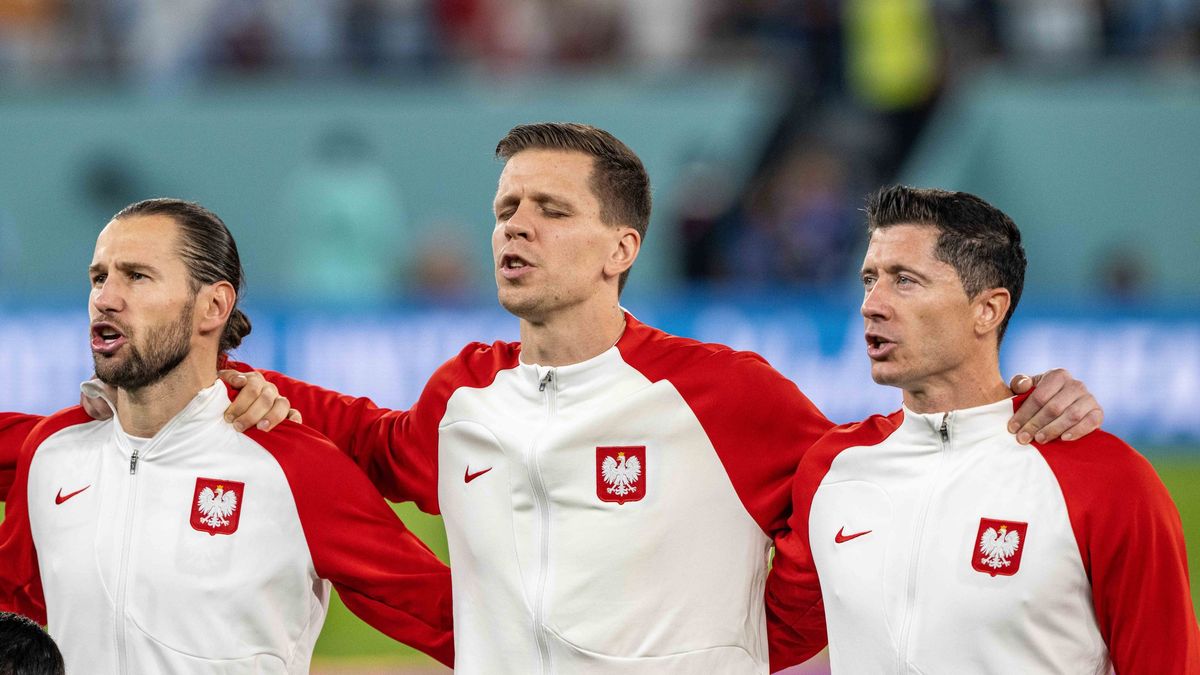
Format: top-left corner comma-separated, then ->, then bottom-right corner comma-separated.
0,199 -> 454,672
227,123 -> 1107,673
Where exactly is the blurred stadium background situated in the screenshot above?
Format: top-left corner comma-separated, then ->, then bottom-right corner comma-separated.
0,0 -> 1198,671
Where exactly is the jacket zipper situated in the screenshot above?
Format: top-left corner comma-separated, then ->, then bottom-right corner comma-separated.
529,370 -> 556,674
896,414 -> 951,673
115,447 -> 141,674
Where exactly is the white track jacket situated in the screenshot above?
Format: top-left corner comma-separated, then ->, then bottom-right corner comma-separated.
0,381 -> 453,673
768,395 -> 1200,674
252,313 -> 834,674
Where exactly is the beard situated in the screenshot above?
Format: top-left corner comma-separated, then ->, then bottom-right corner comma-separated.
93,297 -> 194,392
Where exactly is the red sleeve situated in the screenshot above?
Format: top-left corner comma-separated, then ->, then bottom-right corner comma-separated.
616,315 -> 834,536
0,413 -> 44,502
250,423 -> 455,668
765,412 -> 902,672
1038,431 -> 1200,674
0,408 -> 90,623
227,343 -> 517,515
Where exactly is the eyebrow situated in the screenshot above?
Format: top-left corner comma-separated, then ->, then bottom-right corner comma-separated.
494,191 -> 575,213
860,263 -> 932,282
89,261 -> 163,277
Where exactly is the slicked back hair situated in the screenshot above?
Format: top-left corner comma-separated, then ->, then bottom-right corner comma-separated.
866,185 -> 1026,344
496,122 -> 651,294
113,198 -> 251,354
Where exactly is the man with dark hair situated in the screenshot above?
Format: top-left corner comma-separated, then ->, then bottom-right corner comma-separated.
235,125 -> 1107,673
767,186 -> 1200,673
0,612 -> 64,675
0,199 -> 454,672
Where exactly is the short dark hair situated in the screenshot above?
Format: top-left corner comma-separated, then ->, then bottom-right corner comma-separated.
0,612 -> 65,675
865,185 -> 1026,343
496,122 -> 651,293
113,198 -> 251,354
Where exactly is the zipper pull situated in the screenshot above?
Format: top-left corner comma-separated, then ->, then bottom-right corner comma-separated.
939,415 -> 950,443
539,371 -> 553,392
129,448 -> 139,475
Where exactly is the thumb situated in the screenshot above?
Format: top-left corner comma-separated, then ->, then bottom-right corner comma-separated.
1009,373 -> 1035,394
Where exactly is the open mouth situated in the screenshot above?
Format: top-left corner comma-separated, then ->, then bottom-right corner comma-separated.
91,321 -> 128,356
498,253 -> 533,279
865,332 -> 896,359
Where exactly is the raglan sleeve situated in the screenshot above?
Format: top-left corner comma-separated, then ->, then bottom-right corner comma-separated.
0,424 -> 48,623
0,413 -> 44,502
764,436 -> 834,672
649,349 -> 832,669
224,356 -> 459,514
257,425 -> 454,668
1045,435 -> 1200,674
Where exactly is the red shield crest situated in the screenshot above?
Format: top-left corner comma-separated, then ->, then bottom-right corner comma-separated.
190,477 -> 245,536
596,446 -> 646,504
971,517 -> 1028,576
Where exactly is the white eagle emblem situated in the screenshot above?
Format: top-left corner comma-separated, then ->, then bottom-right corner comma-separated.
601,451 -> 641,497
978,524 -> 1021,569
196,484 -> 239,529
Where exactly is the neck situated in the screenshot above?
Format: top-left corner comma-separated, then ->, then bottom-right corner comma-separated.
902,359 -> 1010,414
116,349 -> 218,437
518,301 -> 626,367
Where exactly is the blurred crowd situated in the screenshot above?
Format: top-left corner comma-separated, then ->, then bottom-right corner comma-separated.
1,0 -> 1195,293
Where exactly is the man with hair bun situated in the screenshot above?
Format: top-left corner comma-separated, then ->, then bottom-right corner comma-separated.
0,199 -> 454,673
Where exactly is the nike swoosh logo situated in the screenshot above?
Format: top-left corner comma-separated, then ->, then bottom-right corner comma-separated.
835,526 -> 872,544
55,485 -> 91,505
464,466 -> 493,483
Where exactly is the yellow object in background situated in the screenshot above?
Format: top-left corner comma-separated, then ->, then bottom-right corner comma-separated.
845,0 -> 940,110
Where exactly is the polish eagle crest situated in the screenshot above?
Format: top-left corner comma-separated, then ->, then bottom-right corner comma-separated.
978,524 -> 1021,569
601,451 -> 641,497
197,484 -> 239,528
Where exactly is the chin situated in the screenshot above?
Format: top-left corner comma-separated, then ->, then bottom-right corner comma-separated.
869,363 -> 906,387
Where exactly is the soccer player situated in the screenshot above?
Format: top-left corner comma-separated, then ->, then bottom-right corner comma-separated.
0,199 -> 454,672
229,123 -> 1107,673
0,611 -> 64,675
767,186 -> 1200,673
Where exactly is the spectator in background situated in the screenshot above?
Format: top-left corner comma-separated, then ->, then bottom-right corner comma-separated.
725,143 -> 858,286
0,612 -> 64,675
279,125 -> 407,303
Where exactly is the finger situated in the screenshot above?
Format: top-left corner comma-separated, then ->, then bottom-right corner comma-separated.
255,398 -> 292,432
1008,373 -> 1034,395
218,369 -> 250,389
1030,399 -> 1091,443
230,391 -> 276,433
1007,383 -> 1054,434
222,375 -> 267,427
1058,409 -> 1104,442
1006,369 -> 1071,434
1010,388 -> 1068,444
286,408 -> 303,424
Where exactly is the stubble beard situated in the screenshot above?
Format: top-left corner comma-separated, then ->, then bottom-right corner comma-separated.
94,297 -> 195,392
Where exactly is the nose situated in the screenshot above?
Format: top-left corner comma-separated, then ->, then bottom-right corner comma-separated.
502,204 -> 534,241
91,278 -> 124,315
861,282 -> 890,321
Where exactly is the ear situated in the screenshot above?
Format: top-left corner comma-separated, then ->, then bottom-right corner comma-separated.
973,287 -> 1011,340
603,227 -> 641,282
196,281 -> 236,337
